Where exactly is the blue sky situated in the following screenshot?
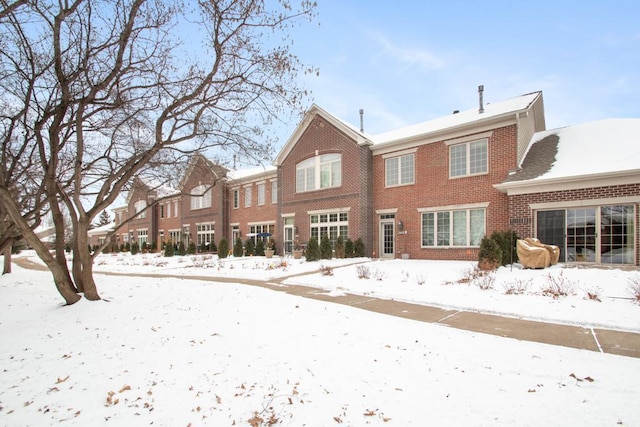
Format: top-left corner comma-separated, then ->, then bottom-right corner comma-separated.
282,1 -> 640,138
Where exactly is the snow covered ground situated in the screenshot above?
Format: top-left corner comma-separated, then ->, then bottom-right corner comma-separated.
1,251 -> 640,426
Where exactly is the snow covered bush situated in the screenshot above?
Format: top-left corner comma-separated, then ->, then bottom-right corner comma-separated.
356,265 -> 370,279
628,276 -> 640,303
541,271 -> 575,298
503,278 -> 531,295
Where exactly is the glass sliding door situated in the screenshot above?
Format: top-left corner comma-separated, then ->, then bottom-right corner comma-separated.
536,210 -> 566,262
600,205 -> 635,264
566,208 -> 597,262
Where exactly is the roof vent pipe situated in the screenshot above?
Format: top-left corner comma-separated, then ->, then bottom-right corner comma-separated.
359,109 -> 364,133
478,85 -> 485,114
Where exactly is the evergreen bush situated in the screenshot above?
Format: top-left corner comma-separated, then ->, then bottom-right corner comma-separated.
178,241 -> 186,256
478,236 -> 502,271
218,238 -> 229,258
490,230 -> 519,266
344,238 -> 354,258
305,237 -> 319,261
244,239 -> 255,256
164,241 -> 175,257
320,233 -> 332,259
187,242 -> 196,255
233,238 -> 243,257
334,236 -> 345,258
354,238 -> 365,257
130,241 -> 139,255
255,239 -> 265,256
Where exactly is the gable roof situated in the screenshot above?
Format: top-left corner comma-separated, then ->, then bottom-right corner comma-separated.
274,104 -> 373,166
496,118 -> 640,193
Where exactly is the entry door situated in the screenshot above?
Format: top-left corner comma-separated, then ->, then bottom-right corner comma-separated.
380,220 -> 395,258
284,225 -> 294,254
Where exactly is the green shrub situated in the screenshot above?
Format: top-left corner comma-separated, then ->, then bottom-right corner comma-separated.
233,238 -> 243,257
478,236 -> 501,271
305,237 -> 319,262
354,238 -> 365,257
490,230 -> 519,266
164,242 -> 175,257
177,241 -> 186,256
218,238 -> 229,258
344,238 -> 354,258
334,236 -> 345,259
130,242 -> 139,255
320,233 -> 332,259
187,242 -> 196,255
244,239 -> 255,256
210,241 -> 217,253
255,239 -> 265,256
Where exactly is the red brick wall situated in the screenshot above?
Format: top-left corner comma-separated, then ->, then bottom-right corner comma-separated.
373,125 -> 518,260
228,178 -> 278,239
180,157 -> 227,247
508,183 -> 640,265
279,115 -> 373,254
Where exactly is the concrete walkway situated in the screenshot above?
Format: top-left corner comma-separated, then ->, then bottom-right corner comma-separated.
12,257 -> 640,359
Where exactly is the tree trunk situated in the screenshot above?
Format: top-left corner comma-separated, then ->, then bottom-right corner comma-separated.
2,245 -> 11,274
75,217 -> 101,300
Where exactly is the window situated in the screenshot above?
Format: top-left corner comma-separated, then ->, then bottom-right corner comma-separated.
271,180 -> 277,204
244,185 -> 252,207
296,153 -> 342,192
422,208 -> 485,247
167,202 -> 171,218
450,139 -> 488,178
137,229 -> 148,247
160,204 -> 165,219
249,224 -> 275,245
310,212 -> 348,248
190,185 -> 211,210
169,229 -> 180,244
196,223 -> 215,249
174,200 -> 179,217
385,153 -> 415,187
133,200 -> 146,218
257,183 -> 265,206
233,189 -> 239,209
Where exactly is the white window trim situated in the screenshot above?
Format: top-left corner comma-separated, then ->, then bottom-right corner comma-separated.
448,138 -> 489,179
420,207 -> 486,248
257,182 -> 265,206
384,152 -> 415,188
296,153 -> 342,193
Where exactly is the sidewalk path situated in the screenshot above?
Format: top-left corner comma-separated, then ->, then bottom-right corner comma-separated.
13,257 -> 640,358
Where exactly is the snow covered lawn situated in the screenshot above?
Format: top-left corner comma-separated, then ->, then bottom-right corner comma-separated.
1,251 -> 639,426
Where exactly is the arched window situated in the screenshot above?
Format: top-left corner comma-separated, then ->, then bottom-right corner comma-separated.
190,185 -> 212,210
295,153 -> 341,192
133,200 -> 147,219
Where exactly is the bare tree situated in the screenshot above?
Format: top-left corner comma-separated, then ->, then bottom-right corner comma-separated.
0,0 -> 316,304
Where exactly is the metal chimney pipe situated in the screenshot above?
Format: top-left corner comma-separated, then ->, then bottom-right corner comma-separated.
478,85 -> 484,113
359,109 -> 364,133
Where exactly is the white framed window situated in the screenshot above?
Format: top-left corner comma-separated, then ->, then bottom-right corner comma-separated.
134,200 -> 147,218
450,139 -> 488,178
271,180 -> 277,204
310,212 -> 349,248
174,200 -> 179,217
166,202 -> 171,218
257,183 -> 265,206
385,153 -> 415,187
190,185 -> 212,210
233,189 -> 239,209
168,229 -> 181,244
244,185 -> 252,207
137,229 -> 148,247
196,222 -> 215,248
421,208 -> 485,247
296,153 -> 342,192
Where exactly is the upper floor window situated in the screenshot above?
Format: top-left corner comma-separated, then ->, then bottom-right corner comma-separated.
257,183 -> 265,206
190,185 -> 211,210
133,200 -> 146,219
271,180 -> 277,204
385,153 -> 415,187
296,153 -> 342,192
450,139 -> 488,178
233,189 -> 239,209
244,185 -> 252,207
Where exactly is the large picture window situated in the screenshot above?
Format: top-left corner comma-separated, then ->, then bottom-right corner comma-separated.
190,185 -> 211,210
385,153 -> 415,187
196,223 -> 215,249
296,153 -> 342,192
310,212 -> 348,248
450,139 -> 488,178
422,208 -> 485,247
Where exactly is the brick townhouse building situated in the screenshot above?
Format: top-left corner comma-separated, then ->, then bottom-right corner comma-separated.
101,89 -> 639,266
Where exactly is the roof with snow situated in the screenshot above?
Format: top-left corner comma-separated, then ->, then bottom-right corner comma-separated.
502,118 -> 640,184
226,164 -> 277,182
372,92 -> 541,145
